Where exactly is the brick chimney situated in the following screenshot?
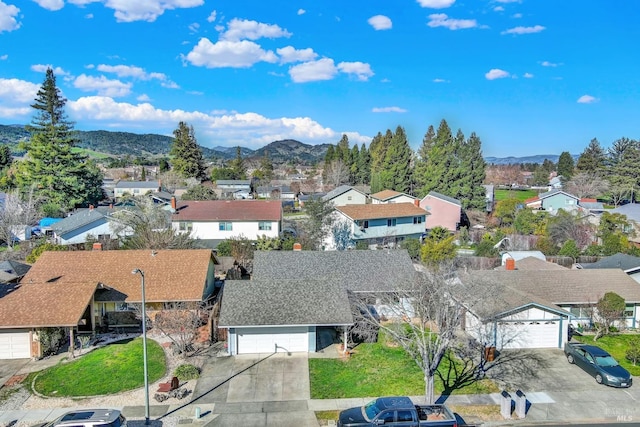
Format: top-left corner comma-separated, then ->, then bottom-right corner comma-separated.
171,196 -> 177,211
505,257 -> 516,271
93,242 -> 103,251
414,199 -> 420,207
293,242 -> 302,251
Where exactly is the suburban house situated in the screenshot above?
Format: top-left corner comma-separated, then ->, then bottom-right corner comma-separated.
579,198 -> 605,214
579,253 -> 640,283
215,180 -> 252,199
327,203 -> 427,250
0,249 -> 217,359
370,189 -> 417,205
0,260 -> 31,285
171,200 -> 282,246
114,180 -> 160,200
419,191 -> 462,232
460,265 -> 640,350
525,189 -> 580,212
255,184 -> 296,200
610,203 -> 640,247
322,185 -> 368,207
51,206 -> 126,246
219,250 -> 417,355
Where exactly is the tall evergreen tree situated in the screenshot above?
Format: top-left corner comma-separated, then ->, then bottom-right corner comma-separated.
557,151 -> 575,181
169,121 -> 206,180
461,132 -> 487,209
576,138 -> 606,174
259,151 -> 274,182
16,68 -> 103,211
349,144 -> 360,185
357,143 -> 371,185
379,126 -> 413,194
228,146 -> 246,179
0,145 -> 12,171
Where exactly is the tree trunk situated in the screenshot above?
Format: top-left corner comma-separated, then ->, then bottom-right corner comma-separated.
424,374 -> 435,404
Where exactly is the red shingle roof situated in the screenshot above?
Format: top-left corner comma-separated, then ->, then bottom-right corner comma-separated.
172,200 -> 282,221
337,203 -> 427,220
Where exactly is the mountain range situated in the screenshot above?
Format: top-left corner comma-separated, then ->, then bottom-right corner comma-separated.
0,124 -> 567,165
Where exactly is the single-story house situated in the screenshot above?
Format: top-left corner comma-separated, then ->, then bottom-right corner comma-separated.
370,190 -> 417,205
527,189 -> 580,213
0,249 -> 217,359
219,249 -> 417,355
578,253 -> 640,283
51,206 -> 124,246
419,192 -> 462,232
114,180 -> 160,200
322,185 -> 368,206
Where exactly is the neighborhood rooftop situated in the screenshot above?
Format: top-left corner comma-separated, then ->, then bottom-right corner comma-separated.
580,253 -> 640,272
336,203 -> 427,221
172,200 -> 282,221
426,191 -> 462,206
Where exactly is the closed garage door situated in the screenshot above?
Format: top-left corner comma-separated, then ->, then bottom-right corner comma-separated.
237,327 -> 308,354
500,320 -> 561,349
0,330 -> 31,359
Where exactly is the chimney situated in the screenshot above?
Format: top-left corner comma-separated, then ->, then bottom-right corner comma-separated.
93,242 -> 103,251
89,204 -> 94,211
293,242 -> 302,251
414,199 -> 420,207
171,196 -> 177,211
505,257 -> 516,271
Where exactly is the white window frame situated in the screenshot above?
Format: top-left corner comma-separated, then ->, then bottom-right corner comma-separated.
258,221 -> 272,231
219,222 -> 233,231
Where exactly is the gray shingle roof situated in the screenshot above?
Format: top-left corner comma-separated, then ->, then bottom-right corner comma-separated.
252,249 -> 417,292
538,189 -> 579,200
322,185 -> 360,201
581,253 -> 640,272
52,207 -> 113,236
426,191 -> 462,206
0,260 -> 31,278
115,181 -> 160,189
219,279 -> 353,327
494,256 -> 567,271
610,203 -> 640,223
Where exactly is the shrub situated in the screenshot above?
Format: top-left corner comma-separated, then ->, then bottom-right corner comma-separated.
626,337 -> 640,366
174,364 -> 200,380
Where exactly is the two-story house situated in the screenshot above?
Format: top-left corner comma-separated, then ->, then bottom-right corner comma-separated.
370,190 -> 417,205
525,189 -> 580,212
322,185 -> 368,207
171,200 -> 282,246
326,202 -> 427,249
419,191 -> 462,232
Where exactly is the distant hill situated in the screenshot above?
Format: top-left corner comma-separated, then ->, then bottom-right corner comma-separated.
253,139 -> 331,164
485,154 -> 579,165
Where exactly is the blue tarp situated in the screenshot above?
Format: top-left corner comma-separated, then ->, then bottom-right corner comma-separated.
39,217 -> 63,227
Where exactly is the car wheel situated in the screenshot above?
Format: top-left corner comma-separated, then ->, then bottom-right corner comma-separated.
567,354 -> 574,364
596,374 -> 603,384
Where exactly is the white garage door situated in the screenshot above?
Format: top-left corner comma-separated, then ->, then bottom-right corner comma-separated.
237,327 -> 308,354
0,330 -> 31,359
500,320 -> 560,349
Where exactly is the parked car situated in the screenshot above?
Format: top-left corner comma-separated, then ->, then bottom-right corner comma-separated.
564,342 -> 632,387
337,396 -> 457,427
34,409 -> 126,427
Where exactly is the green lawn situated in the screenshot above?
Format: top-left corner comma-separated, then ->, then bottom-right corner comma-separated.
309,340 -> 498,399
32,338 -> 166,397
71,147 -> 113,159
494,189 -> 538,202
573,334 -> 640,376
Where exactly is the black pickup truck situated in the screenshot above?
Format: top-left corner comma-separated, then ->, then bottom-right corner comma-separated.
337,396 -> 457,427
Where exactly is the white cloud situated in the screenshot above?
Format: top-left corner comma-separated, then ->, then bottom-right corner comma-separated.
221,18 -> 292,42
276,46 -> 318,64
0,54 -> 7,60
368,15 -> 392,30
0,78 -> 40,104
97,64 -> 146,78
67,0 -> 204,23
161,80 -> 179,89
33,0 -> 64,11
372,106 -> 407,113
297,9 -> 305,15
73,74 -> 132,97
289,58 -> 338,83
188,22 -> 199,33
137,94 -> 151,102
512,13 -> 522,18
207,10 -> 217,22
501,25 -> 545,35
427,14 -> 478,30
485,68 -> 510,80
188,91 -> 204,95
417,0 -> 455,8
493,6 -> 504,11
85,13 -> 93,18
541,60 -> 559,67
577,95 -> 598,104
337,61 -> 374,81
523,72 -> 534,78
67,95 -> 370,147
433,78 -> 449,83
0,1 -> 21,33
185,38 -> 277,68
31,64 -> 71,76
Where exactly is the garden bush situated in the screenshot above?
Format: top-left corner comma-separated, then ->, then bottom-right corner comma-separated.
174,364 -> 200,380
626,337 -> 640,366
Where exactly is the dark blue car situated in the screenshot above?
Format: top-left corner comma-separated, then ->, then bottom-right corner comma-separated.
564,342 -> 632,388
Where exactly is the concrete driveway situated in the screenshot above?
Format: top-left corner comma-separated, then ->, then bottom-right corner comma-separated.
191,352 -> 318,427
0,358 -> 30,387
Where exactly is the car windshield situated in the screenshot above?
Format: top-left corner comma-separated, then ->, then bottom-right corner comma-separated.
364,400 -> 382,420
596,355 -> 619,367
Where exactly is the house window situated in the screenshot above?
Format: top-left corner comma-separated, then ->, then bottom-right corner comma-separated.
347,196 -> 352,201
624,305 -> 635,318
387,218 -> 397,227
358,220 -> 369,229
413,216 -> 423,224
569,306 -> 589,318
116,303 -> 134,311
179,222 -> 193,232
219,222 -> 233,231
259,221 -> 272,231
566,199 -> 574,205
133,189 -> 140,194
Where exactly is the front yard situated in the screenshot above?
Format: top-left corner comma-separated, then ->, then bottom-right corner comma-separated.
573,333 -> 640,376
309,338 -> 498,399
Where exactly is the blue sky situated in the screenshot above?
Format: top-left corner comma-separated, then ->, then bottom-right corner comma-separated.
0,0 -> 638,157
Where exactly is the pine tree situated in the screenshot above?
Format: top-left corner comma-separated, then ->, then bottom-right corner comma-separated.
0,145 -> 12,170
461,132 -> 487,209
229,146 -> 246,179
576,138 -> 606,174
16,68 -> 103,211
259,151 -> 274,182
357,143 -> 371,185
349,144 -> 360,185
380,126 -> 413,194
557,151 -> 575,181
169,121 -> 206,180
369,130 -> 393,193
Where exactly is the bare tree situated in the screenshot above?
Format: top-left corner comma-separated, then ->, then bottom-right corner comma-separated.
349,262 -> 535,404
324,159 -> 350,189
564,172 -> 610,199
153,302 -> 206,356
0,189 -> 40,250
